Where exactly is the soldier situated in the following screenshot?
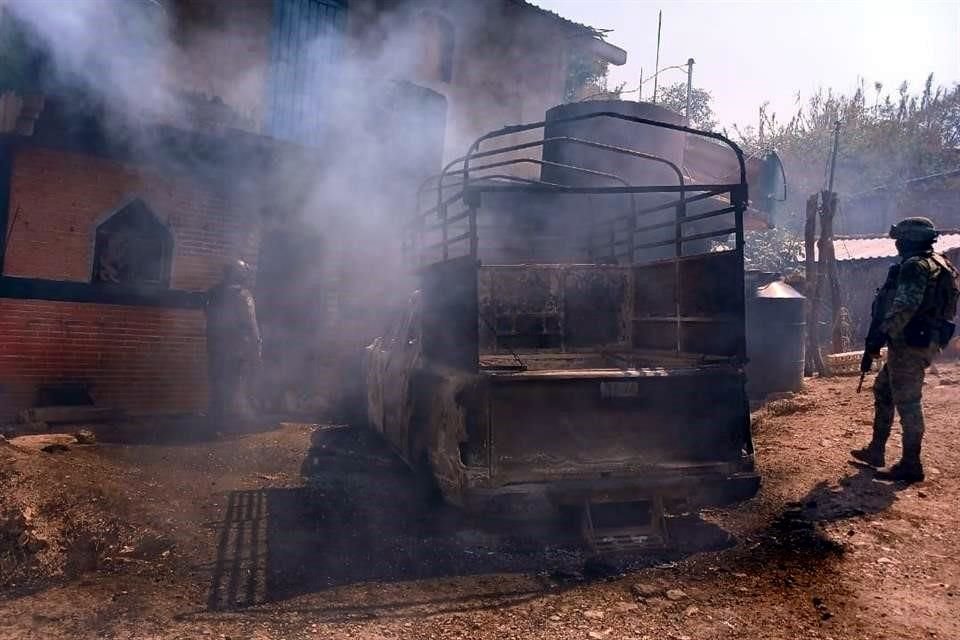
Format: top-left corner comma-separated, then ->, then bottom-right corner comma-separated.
851,217 -> 959,482
205,259 -> 262,425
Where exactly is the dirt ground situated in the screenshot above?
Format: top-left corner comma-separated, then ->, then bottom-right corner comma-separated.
1,363 -> 959,640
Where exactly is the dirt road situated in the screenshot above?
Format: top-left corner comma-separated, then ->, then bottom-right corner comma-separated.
1,364 -> 958,639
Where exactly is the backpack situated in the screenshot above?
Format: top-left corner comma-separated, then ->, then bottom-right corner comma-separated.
931,253 -> 959,344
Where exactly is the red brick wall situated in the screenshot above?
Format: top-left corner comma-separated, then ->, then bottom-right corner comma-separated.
4,147 -> 259,289
0,300 -> 207,419
0,146 -> 261,419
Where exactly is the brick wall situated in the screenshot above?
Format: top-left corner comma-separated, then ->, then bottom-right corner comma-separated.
0,300 -> 206,418
0,146 -> 261,419
4,147 -> 259,289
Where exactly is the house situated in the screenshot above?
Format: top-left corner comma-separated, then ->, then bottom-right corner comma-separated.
0,0 -> 627,419
840,168 -> 960,236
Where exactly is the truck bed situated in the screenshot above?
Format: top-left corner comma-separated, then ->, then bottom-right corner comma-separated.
478,359 -> 750,486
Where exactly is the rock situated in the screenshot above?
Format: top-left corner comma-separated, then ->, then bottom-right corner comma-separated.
588,632 -> 610,640
666,589 -> 688,601
134,533 -> 175,558
41,443 -> 70,453
9,433 -> 77,452
632,582 -> 661,599
877,557 -> 898,565
684,605 -> 700,616
644,597 -> 671,609
812,596 -> 833,620
614,602 -> 639,613
582,610 -> 605,620
74,429 -> 96,445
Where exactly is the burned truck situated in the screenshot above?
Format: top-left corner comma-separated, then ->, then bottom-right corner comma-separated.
363,101 -> 759,551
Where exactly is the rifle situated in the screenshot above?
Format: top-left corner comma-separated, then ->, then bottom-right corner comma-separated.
858,264 -> 899,392
857,350 -> 873,393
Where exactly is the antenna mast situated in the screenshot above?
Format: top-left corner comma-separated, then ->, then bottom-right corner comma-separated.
652,10 -> 662,103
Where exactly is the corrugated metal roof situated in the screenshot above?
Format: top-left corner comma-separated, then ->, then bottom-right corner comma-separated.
827,232 -> 960,261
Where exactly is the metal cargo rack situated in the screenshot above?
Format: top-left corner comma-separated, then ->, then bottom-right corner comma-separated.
407,112 -> 748,268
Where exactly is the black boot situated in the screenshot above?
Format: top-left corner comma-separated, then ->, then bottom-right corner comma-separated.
877,432 -> 924,483
876,459 -> 924,483
851,443 -> 885,468
852,401 -> 893,467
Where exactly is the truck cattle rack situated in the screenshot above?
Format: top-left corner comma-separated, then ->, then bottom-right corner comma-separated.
404,112 -> 750,364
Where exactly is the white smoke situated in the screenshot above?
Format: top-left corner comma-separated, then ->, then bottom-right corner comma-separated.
5,0 -> 182,123
1,0 -> 578,411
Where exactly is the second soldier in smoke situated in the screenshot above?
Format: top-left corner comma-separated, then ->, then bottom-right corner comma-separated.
852,217 -> 959,483
205,259 -> 262,426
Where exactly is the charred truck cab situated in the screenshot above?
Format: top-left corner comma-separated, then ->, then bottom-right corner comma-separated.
364,102 -> 759,553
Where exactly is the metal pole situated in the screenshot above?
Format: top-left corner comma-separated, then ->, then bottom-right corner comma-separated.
827,119 -> 841,193
652,10 -> 662,103
638,67 -> 643,101
685,58 -> 695,120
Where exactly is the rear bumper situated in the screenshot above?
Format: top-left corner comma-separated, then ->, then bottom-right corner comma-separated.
461,467 -> 760,515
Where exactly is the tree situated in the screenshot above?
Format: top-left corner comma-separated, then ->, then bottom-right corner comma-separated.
565,49 -> 624,102
655,81 -> 718,131
735,75 -> 960,234
743,229 -> 805,275
722,75 -> 960,276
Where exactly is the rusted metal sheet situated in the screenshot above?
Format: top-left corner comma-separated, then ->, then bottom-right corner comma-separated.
478,265 -> 632,353
421,256 -> 478,371
486,370 -> 747,483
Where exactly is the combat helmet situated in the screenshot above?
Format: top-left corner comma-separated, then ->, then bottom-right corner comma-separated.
889,217 -> 939,244
223,259 -> 252,285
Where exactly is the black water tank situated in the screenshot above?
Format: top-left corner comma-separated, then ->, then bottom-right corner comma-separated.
540,100 -> 686,187
746,274 -> 806,396
538,101 -> 689,263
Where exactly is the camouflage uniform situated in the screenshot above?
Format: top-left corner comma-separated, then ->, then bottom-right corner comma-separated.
853,217 -> 959,482
205,260 -> 262,424
870,255 -> 942,468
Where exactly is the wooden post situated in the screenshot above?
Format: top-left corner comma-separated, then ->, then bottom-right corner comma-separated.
821,191 -> 844,355
804,194 -> 825,376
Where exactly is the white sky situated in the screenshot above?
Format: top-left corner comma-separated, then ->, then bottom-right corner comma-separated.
534,0 -> 960,130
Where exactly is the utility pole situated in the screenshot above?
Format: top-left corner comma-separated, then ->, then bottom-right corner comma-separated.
652,10 -> 662,103
685,57 -> 695,120
827,120 -> 841,193
638,67 -> 643,101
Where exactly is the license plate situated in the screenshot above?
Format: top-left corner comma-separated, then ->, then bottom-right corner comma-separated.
600,381 -> 639,398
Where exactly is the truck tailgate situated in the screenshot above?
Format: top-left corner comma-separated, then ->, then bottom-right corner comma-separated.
486,366 -> 751,484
